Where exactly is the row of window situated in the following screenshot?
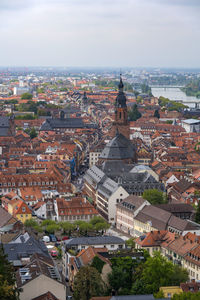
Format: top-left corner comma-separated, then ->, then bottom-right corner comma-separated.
59,214 -> 94,221
0,181 -> 57,187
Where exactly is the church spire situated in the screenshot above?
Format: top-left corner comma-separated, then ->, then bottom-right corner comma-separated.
115,74 -> 126,108
118,73 -> 124,92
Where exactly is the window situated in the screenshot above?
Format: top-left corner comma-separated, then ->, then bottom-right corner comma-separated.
22,207 -> 26,213
110,245 -> 114,248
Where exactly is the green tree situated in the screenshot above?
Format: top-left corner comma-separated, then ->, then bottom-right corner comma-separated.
24,218 -> 38,228
89,216 -> 110,233
128,104 -> 142,121
154,290 -> 165,299
108,266 -> 130,295
125,238 -> 135,249
138,252 -> 188,294
90,216 -> 106,226
172,292 -> 200,300
0,246 -> 19,300
45,224 -> 60,234
170,265 -> 189,286
154,109 -> 160,119
195,201 -> 200,224
91,256 -> 105,274
73,266 -> 104,300
142,189 -> 167,205
59,221 -> 75,235
21,93 -> 33,100
29,128 -> 37,139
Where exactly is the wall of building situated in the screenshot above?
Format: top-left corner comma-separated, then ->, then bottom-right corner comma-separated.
19,274 -> 66,300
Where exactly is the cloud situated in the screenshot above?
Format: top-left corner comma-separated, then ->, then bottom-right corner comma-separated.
0,0 -> 199,67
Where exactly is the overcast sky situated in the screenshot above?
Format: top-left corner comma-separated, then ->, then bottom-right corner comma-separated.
0,0 -> 200,68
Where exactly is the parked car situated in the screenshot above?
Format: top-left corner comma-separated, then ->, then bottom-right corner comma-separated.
49,234 -> 57,242
42,235 -> 50,243
62,236 -> 69,241
50,250 -> 58,257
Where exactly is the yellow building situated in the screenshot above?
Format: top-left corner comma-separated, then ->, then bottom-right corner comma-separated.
160,286 -> 182,298
8,199 -> 32,223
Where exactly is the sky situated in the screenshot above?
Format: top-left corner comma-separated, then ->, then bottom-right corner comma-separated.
0,0 -> 200,68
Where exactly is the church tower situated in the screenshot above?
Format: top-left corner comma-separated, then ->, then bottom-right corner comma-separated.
111,75 -> 130,139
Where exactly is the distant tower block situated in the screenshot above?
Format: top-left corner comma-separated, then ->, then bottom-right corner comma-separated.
111,75 -> 130,139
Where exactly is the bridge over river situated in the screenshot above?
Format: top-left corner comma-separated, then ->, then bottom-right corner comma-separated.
151,87 -> 200,109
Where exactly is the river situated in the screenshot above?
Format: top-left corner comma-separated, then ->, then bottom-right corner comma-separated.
151,87 -> 199,108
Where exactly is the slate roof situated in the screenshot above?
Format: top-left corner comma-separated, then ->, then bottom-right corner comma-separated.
168,216 -> 200,231
135,205 -> 171,230
16,253 -> 62,288
85,162 -> 164,195
0,116 -> 11,136
117,195 -> 148,212
101,160 -> 133,177
3,236 -> 49,266
40,117 -> 84,130
98,177 -> 119,198
0,116 -> 10,127
155,203 -> 195,213
99,132 -> 136,160
84,165 -> 105,186
135,205 -> 200,233
0,207 -> 13,228
64,236 -> 125,247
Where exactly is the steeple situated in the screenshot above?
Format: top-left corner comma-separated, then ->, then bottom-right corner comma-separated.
115,74 -> 127,108
118,74 -> 124,92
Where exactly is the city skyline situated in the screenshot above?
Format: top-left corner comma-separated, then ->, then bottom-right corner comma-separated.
0,0 -> 200,68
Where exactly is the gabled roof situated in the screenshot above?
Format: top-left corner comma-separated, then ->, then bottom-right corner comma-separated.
31,291 -> 59,300
99,132 -> 136,160
16,253 -> 62,288
64,236 -> 125,247
3,236 -> 49,266
0,207 -> 15,228
135,230 -> 175,248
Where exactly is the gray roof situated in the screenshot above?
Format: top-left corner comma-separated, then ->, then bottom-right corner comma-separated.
117,195 -> 149,212
84,165 -> 105,186
135,205 -> 200,233
0,116 -> 10,127
168,216 -> 200,231
98,177 -> 119,198
99,132 -> 136,160
85,163 -> 164,196
0,207 -> 13,228
0,116 -> 11,136
130,165 -> 152,173
182,119 -> 200,124
101,160 -> 133,177
3,236 -> 49,266
64,236 -> 125,247
40,117 -> 84,131
155,203 -> 195,213
135,205 -> 171,230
